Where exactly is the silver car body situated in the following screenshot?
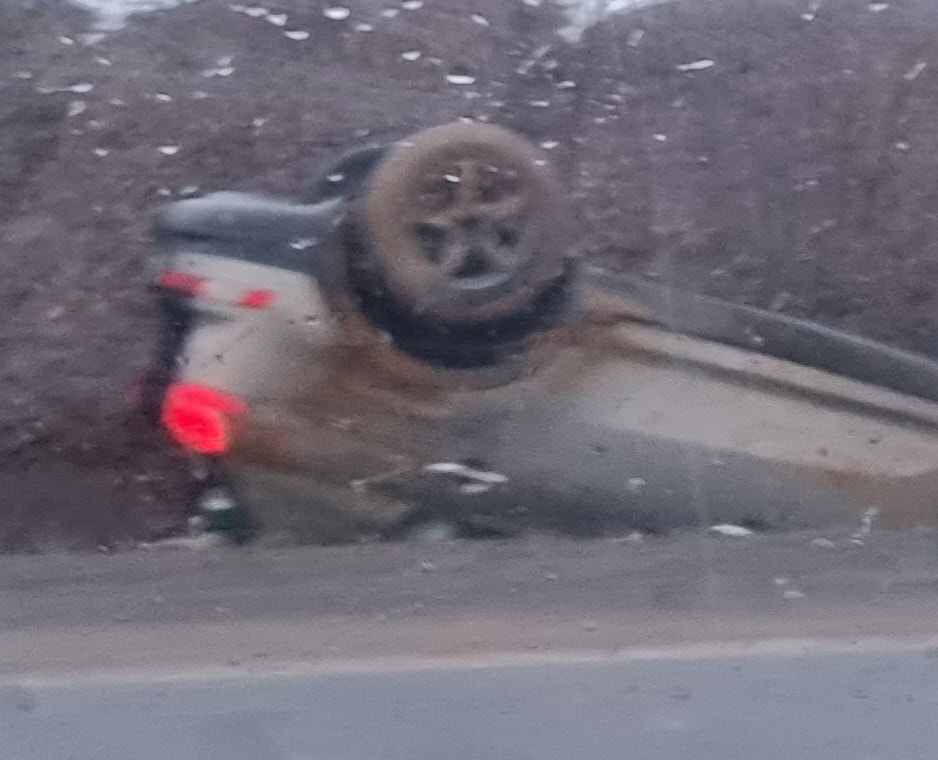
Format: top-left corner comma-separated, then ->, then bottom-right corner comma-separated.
150,182 -> 938,542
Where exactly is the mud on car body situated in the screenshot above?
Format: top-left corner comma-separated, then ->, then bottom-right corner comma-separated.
142,123 -> 938,544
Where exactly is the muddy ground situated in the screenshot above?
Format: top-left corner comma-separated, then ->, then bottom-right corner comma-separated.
3,0 -> 938,551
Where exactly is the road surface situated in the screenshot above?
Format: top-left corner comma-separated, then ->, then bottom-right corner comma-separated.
3,531 -> 938,758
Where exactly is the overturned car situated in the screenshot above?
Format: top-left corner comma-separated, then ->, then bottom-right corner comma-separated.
142,122 -> 938,543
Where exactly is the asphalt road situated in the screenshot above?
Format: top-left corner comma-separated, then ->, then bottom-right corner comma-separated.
6,648 -> 938,760
4,531 -> 938,759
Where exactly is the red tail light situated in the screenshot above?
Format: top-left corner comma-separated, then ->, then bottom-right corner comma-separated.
161,382 -> 246,454
237,289 -> 276,309
157,270 -> 207,297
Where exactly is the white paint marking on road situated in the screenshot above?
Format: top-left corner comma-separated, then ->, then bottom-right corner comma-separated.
8,634 -> 938,691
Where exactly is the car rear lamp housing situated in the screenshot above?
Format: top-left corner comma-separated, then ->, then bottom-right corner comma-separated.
160,382 -> 246,455
237,289 -> 277,309
156,270 -> 207,297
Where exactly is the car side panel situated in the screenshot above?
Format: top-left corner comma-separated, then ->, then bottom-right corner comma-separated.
222,310 -> 938,541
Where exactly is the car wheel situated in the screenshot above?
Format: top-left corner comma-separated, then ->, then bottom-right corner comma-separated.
359,122 -> 570,325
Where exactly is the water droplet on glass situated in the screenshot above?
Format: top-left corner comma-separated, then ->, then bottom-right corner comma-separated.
770,291 -> 791,311
708,524 -> 754,538
626,477 -> 646,494
324,6 -> 351,20
459,483 -> 491,495
904,61 -> 927,81
677,59 -> 715,73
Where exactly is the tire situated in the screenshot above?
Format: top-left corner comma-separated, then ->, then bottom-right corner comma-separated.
359,123 -> 570,324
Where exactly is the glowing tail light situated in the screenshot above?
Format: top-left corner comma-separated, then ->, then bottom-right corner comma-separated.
237,289 -> 276,309
157,270 -> 207,297
160,382 -> 246,454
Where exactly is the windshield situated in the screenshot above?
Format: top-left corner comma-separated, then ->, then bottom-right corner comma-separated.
3,1 -> 938,758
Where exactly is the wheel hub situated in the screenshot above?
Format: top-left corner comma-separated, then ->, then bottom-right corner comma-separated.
410,158 -> 532,291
